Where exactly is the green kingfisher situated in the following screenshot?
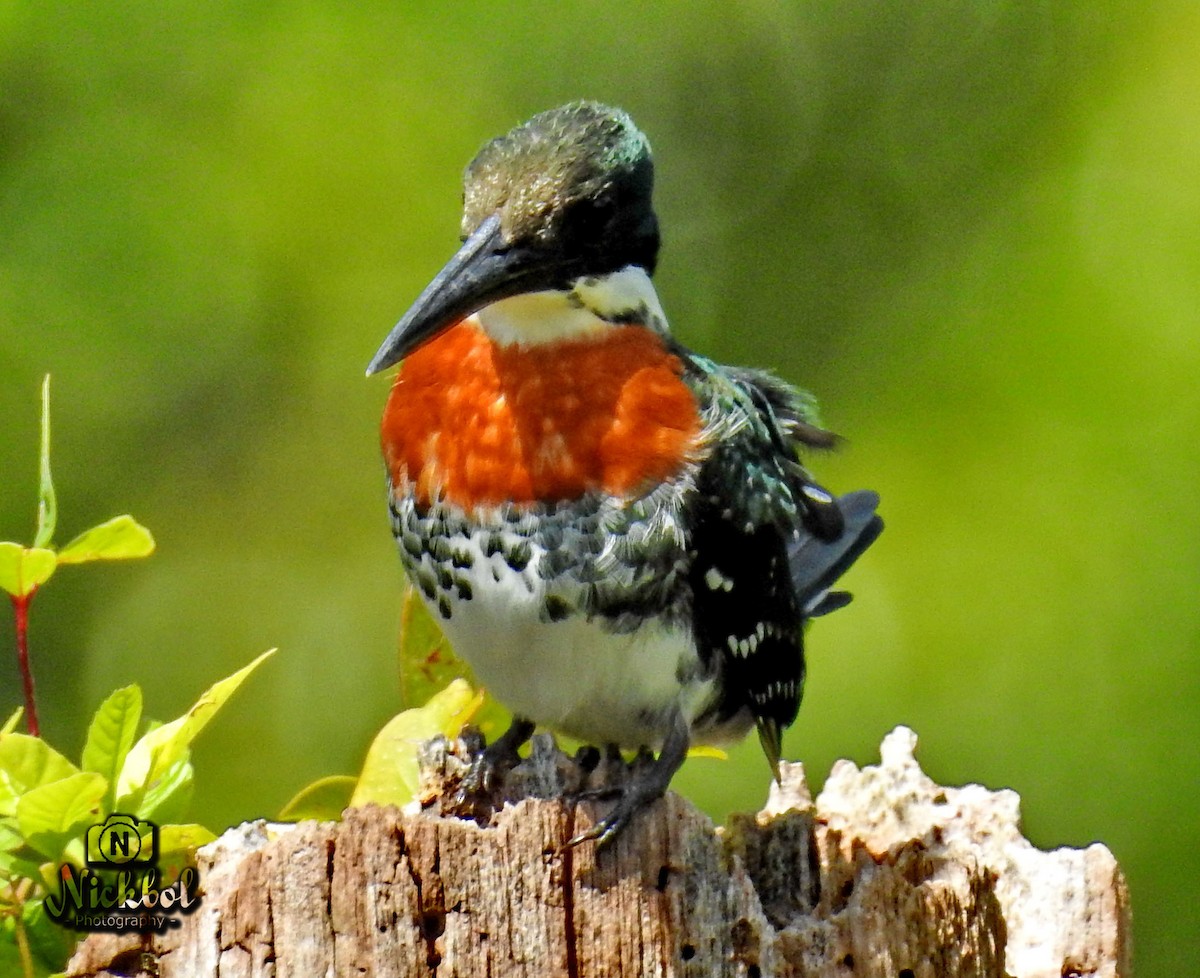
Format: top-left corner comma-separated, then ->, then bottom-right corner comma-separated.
367,102 -> 882,846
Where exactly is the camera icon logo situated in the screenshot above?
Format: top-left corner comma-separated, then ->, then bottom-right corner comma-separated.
85,814 -> 158,867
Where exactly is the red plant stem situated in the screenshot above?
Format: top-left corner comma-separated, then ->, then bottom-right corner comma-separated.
11,590 -> 39,737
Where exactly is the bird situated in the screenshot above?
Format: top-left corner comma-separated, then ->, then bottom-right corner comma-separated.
367,101 -> 882,847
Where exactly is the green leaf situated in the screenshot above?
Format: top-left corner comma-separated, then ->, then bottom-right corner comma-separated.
1,708 -> 23,735
24,894 -> 77,976
16,772 -> 107,862
56,515 -> 155,565
155,822 -> 216,862
351,679 -> 483,809
0,543 -> 57,598
0,817 -> 52,883
130,755 -> 194,825
0,815 -> 23,870
0,735 -> 79,817
0,814 -> 20,850
81,686 -> 143,811
116,650 -> 275,802
33,375 -> 57,551
279,775 -> 357,822
4,851 -> 52,888
0,920 -> 24,978
397,583 -> 459,707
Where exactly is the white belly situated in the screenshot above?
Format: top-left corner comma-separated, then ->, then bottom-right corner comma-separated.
411,529 -> 715,750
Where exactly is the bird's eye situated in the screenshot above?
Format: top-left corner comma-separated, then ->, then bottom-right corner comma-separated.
566,195 -> 617,240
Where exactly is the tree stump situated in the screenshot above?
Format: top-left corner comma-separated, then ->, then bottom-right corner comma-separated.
66,726 -> 1130,978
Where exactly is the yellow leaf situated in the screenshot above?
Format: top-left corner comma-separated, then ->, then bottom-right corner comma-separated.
0,543 -> 57,597
279,775 -> 358,822
116,650 -> 275,802
351,679 -> 482,809
156,823 -> 218,856
57,515 -> 155,565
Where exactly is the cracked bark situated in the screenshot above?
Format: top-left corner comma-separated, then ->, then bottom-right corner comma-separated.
66,727 -> 1130,978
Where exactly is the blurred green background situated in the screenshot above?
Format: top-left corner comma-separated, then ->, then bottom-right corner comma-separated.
2,1 -> 1196,971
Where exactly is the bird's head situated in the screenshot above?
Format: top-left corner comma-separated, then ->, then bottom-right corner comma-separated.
367,102 -> 663,375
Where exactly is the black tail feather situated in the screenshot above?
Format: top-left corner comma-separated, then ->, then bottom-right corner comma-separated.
789,489 -> 883,611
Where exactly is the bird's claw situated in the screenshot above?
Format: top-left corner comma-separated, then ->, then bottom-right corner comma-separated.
446,718 -> 535,824
564,719 -> 690,851
565,775 -> 662,849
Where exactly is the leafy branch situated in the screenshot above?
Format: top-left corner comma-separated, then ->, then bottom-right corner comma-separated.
1,377 -> 154,737
0,653 -> 274,976
0,378 -> 273,977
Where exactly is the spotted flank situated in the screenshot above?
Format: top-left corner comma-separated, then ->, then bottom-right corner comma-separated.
724,621 -> 788,658
388,486 -> 712,749
704,565 -> 735,593
389,487 -> 690,631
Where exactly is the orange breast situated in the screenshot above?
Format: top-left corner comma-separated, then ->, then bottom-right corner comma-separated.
380,321 -> 701,509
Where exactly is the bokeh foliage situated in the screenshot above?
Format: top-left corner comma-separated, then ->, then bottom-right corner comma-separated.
1,2 -> 1196,971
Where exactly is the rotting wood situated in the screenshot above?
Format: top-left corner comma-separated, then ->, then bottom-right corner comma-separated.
67,726 -> 1130,978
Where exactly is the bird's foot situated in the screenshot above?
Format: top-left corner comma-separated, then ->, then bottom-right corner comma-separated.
566,722 -> 688,850
568,744 -> 636,803
447,717 -> 535,824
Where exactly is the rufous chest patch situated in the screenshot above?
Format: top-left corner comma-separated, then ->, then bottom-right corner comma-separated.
381,320 -> 701,509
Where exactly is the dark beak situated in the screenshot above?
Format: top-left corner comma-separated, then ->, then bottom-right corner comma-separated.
366,214 -> 565,376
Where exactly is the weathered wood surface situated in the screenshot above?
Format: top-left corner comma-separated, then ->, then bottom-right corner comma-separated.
67,727 -> 1130,978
